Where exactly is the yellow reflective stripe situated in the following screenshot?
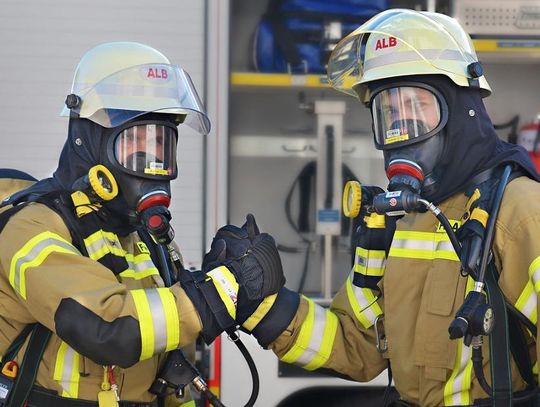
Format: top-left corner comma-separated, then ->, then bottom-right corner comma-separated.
53,341 -> 80,398
131,289 -> 155,360
281,297 -> 315,364
528,256 -> 540,293
345,275 -> 382,329
156,288 -> 181,352
444,277 -> 475,406
180,401 -> 196,407
131,288 -> 180,360
515,281 -> 538,325
120,253 -> 159,280
9,232 -> 79,299
354,247 -> 385,277
534,362 -> 538,375
303,310 -> 338,371
208,266 -> 239,319
389,230 -> 459,261
83,230 -> 125,261
280,298 -> 338,371
242,293 -> 278,331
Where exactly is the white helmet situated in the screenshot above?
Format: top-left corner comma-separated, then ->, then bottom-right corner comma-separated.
61,42 -> 210,134
327,9 -> 491,103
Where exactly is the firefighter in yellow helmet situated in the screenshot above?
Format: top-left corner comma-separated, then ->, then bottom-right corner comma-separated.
0,42 -> 285,406
205,9 -> 540,407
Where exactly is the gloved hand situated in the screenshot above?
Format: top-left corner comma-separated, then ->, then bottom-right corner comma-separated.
179,214 -> 287,344
203,214 -> 286,301
200,215 -> 299,348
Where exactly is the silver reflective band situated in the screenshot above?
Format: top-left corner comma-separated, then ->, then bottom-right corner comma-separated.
295,305 -> 328,366
364,49 -> 475,71
10,233 -> 80,299
146,289 -> 169,354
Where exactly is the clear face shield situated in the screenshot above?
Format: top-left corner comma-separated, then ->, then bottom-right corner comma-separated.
371,85 -> 446,150
112,121 -> 178,180
65,64 -> 211,135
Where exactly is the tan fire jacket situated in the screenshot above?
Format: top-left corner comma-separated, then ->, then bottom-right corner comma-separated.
0,198 -> 202,405
271,176 -> 539,407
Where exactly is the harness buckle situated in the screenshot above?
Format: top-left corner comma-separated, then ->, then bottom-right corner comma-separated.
374,314 -> 388,353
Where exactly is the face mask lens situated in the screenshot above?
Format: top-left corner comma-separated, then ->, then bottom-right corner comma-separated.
372,86 -> 442,149
114,124 -> 177,178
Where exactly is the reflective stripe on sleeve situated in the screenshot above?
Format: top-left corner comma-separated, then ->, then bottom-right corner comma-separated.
345,271 -> 382,329
528,256 -> 540,293
280,297 -> 338,371
130,288 -> 180,360
515,280 -> 538,325
242,293 -> 278,331
207,266 -> 239,320
9,231 -> 80,299
53,341 -> 80,398
389,230 -> 459,261
83,230 -> 125,261
119,253 -> 160,280
443,277 -> 475,406
354,247 -> 386,277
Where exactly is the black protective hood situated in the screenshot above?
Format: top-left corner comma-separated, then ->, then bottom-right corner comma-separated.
54,118 -> 102,189
10,119 -> 135,235
369,75 -> 540,204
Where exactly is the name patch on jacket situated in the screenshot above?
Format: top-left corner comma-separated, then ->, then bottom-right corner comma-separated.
436,219 -> 461,234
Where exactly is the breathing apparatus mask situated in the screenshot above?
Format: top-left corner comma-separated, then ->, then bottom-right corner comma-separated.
363,83 -> 448,214
371,83 -> 449,196
102,116 -> 179,223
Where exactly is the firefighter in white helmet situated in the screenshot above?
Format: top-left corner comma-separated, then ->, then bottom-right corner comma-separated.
0,42 -> 285,406
205,9 -> 540,407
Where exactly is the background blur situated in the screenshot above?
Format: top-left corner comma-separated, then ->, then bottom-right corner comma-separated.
1,0 -> 540,405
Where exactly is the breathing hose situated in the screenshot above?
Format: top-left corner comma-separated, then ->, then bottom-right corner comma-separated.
227,331 -> 260,407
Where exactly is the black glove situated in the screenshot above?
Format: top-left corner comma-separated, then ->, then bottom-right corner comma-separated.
203,214 -> 285,301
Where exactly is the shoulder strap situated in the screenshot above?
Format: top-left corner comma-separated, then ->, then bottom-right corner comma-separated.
1,325 -> 34,365
5,324 -> 51,407
484,262 -> 513,406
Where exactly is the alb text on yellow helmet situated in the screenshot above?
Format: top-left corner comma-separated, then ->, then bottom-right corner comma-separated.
327,9 -> 491,103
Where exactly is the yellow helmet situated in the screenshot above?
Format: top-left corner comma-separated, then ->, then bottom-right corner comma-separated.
327,9 -> 491,103
60,42 -> 210,134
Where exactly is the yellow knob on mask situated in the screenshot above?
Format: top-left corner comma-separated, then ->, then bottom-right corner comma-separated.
343,180 -> 362,218
88,165 -> 118,201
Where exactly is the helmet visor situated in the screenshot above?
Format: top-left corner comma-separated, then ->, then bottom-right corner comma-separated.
70,64 -> 211,134
371,86 -> 442,150
114,123 -> 177,179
